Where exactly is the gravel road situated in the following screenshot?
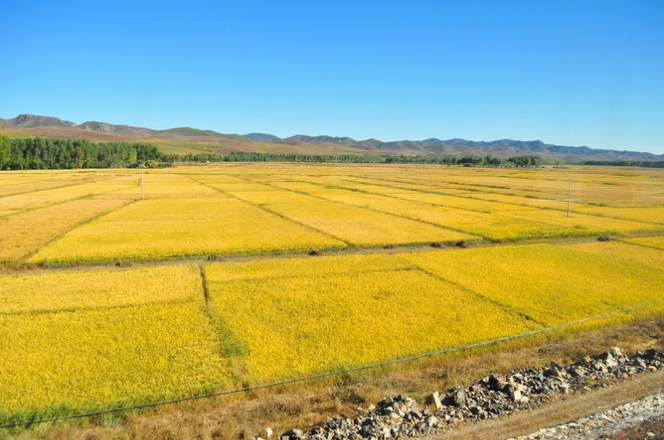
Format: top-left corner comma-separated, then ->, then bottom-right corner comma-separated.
511,391 -> 664,440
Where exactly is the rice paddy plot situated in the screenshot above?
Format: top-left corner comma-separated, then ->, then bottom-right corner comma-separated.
504,208 -> 664,235
0,198 -> 131,262
393,191 -> 542,213
202,181 -> 283,193
400,244 -> 664,326
302,179 -> 414,195
28,198 -> 345,263
574,206 -> 664,224
0,180 -> 137,211
265,181 -> 361,196
0,175 -> 93,197
232,188 -> 473,246
343,177 -> 483,195
306,188 -> 578,241
406,207 -> 574,241
0,302 -> 231,423
0,264 -> 201,314
227,189 -> 312,205
205,253 -> 413,283
204,257 -> 537,380
625,235 -> 664,251
463,192 -> 571,211
112,173 -> 219,198
563,241 -> 664,271
188,174 -> 249,184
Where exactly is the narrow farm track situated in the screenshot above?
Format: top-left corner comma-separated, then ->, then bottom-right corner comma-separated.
0,231 -> 658,275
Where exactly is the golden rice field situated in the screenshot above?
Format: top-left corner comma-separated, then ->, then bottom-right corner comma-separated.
28,198 -> 345,263
0,264 -> 201,313
3,165 -> 664,265
626,235 -> 664,250
204,255 -> 538,380
1,164 -> 664,425
0,264 -> 231,422
0,198 -> 131,262
400,243 -> 664,325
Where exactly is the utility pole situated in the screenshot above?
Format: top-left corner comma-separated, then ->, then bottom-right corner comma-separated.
567,178 -> 571,218
141,166 -> 144,200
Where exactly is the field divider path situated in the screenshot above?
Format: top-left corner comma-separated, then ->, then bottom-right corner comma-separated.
273,176 -> 491,214
196,263 -> 251,387
0,176 -> 103,199
198,263 -> 210,303
2,232 -> 648,276
270,177 -> 496,240
397,256 -> 547,327
0,297 -> 194,318
3,296 -> 664,430
187,175 -> 352,247
19,199 -> 139,265
351,175 -> 551,197
346,176 -> 581,211
236,176 -> 485,241
0,176 -> 140,214
346,176 -> 575,212
619,236 -> 664,251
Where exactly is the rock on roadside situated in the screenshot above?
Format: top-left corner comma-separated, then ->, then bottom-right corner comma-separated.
268,348 -> 664,440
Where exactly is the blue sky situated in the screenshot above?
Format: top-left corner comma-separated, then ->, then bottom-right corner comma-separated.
1,0 -> 663,153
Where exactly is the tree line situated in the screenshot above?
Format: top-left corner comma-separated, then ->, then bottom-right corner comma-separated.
0,135 -> 548,170
583,160 -> 664,168
0,136 -> 167,170
178,151 -> 545,167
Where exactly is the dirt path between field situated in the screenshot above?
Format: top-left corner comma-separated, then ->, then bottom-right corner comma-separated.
431,369 -> 664,440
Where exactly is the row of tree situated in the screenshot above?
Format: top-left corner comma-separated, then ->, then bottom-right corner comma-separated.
583,160 -> 664,168
177,151 -> 545,167
0,136 -> 167,170
0,135 -> 549,170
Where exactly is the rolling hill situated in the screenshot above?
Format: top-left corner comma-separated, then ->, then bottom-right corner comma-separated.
1,114 -> 662,161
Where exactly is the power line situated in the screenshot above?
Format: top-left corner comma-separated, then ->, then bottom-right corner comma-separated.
1,297 -> 663,430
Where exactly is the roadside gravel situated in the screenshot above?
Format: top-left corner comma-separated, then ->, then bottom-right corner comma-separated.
511,392 -> 664,440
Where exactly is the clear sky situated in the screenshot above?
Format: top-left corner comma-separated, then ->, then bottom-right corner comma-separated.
1,0 -> 663,153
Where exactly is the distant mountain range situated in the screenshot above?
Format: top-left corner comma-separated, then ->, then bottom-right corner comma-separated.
1,114 -> 662,161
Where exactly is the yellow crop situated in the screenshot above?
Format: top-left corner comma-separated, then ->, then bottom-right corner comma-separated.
2,164 -> 664,424
626,235 -> 664,250
563,241 -> 664,271
506,208 -> 664,235
400,244 -> 664,325
205,253 -> 412,282
576,206 -> 664,224
227,186 -> 474,246
309,191 -> 569,241
387,191 -> 525,213
0,175 -> 92,197
0,263 -> 230,423
463,192 -> 571,211
0,180 -> 136,211
203,181 -> 283,193
205,257 -> 537,380
112,172 -> 220,198
29,198 -> 345,263
0,302 -> 231,420
0,264 -> 201,313
227,188 -> 314,204
0,198 -> 130,262
296,189 -> 572,241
